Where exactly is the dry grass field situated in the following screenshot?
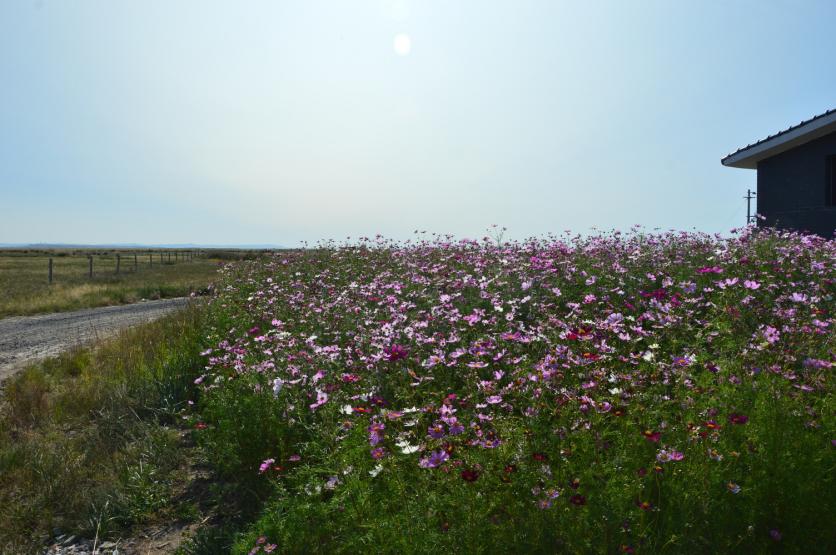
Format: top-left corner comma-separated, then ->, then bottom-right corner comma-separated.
0,249 -> 225,318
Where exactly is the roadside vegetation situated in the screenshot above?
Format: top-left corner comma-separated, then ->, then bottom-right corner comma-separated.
0,307 -> 208,553
1,230 -> 833,553
190,227 -> 834,554
0,250 -> 230,318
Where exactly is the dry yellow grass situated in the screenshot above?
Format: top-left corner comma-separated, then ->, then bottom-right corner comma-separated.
0,251 -> 222,318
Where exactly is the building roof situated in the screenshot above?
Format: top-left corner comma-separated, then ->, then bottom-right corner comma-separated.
721,108 -> 836,169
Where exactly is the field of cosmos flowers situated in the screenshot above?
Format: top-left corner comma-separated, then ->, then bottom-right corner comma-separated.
192,228 -> 834,554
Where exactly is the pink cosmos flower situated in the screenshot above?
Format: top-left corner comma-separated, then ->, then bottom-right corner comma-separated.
762,326 -> 780,344
697,266 -> 723,274
643,430 -> 661,443
309,389 -> 329,411
656,448 -> 684,462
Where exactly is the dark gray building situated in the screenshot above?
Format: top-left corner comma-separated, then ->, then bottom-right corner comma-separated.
722,108 -> 836,237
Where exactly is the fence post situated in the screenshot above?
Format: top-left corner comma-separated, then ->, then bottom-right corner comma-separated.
116,254 -> 121,274
48,257 -> 53,284
134,253 -> 138,272
88,255 -> 93,278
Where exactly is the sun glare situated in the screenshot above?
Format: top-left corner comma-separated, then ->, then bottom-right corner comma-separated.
393,33 -> 411,56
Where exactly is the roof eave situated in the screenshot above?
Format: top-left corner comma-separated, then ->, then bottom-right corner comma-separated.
721,111 -> 836,170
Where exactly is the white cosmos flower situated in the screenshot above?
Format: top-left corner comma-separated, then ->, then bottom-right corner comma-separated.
272,378 -> 283,397
396,439 -> 420,454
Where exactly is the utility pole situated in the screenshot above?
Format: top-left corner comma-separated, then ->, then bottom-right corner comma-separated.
744,189 -> 757,224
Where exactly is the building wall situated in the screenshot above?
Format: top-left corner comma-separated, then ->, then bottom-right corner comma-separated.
757,130 -> 836,237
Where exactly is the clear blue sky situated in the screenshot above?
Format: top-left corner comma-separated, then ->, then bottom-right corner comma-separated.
1,0 -> 834,245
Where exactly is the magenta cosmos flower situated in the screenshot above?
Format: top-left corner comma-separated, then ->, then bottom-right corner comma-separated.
384,344 -> 409,361
368,420 -> 385,446
729,413 -> 749,425
419,450 -> 450,469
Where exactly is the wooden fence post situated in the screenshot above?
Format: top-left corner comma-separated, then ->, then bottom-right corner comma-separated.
48,257 -> 53,284
116,254 -> 121,274
88,255 -> 93,278
134,253 -> 138,272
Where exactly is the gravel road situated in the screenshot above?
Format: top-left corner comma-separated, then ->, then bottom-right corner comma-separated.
0,298 -> 191,383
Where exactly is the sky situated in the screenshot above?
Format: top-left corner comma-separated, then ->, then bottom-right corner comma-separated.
1,0 -> 835,246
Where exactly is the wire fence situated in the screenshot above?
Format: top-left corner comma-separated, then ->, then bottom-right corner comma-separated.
45,250 -> 202,284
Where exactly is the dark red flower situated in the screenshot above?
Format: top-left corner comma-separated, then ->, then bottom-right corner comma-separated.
194,422 -> 208,430
569,494 -> 586,506
532,452 -> 548,462
460,469 -> 480,482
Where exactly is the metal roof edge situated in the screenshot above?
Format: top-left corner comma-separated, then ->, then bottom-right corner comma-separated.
721,108 -> 836,169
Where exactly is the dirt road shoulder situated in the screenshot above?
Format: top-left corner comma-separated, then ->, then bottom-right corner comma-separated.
0,297 -> 192,383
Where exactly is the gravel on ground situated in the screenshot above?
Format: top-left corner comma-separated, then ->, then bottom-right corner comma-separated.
0,298 -> 191,384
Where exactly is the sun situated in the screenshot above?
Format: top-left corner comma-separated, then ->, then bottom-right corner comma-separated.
393,33 -> 411,56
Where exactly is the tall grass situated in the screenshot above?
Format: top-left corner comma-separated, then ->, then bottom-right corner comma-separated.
0,306 -> 205,552
0,252 -> 221,318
